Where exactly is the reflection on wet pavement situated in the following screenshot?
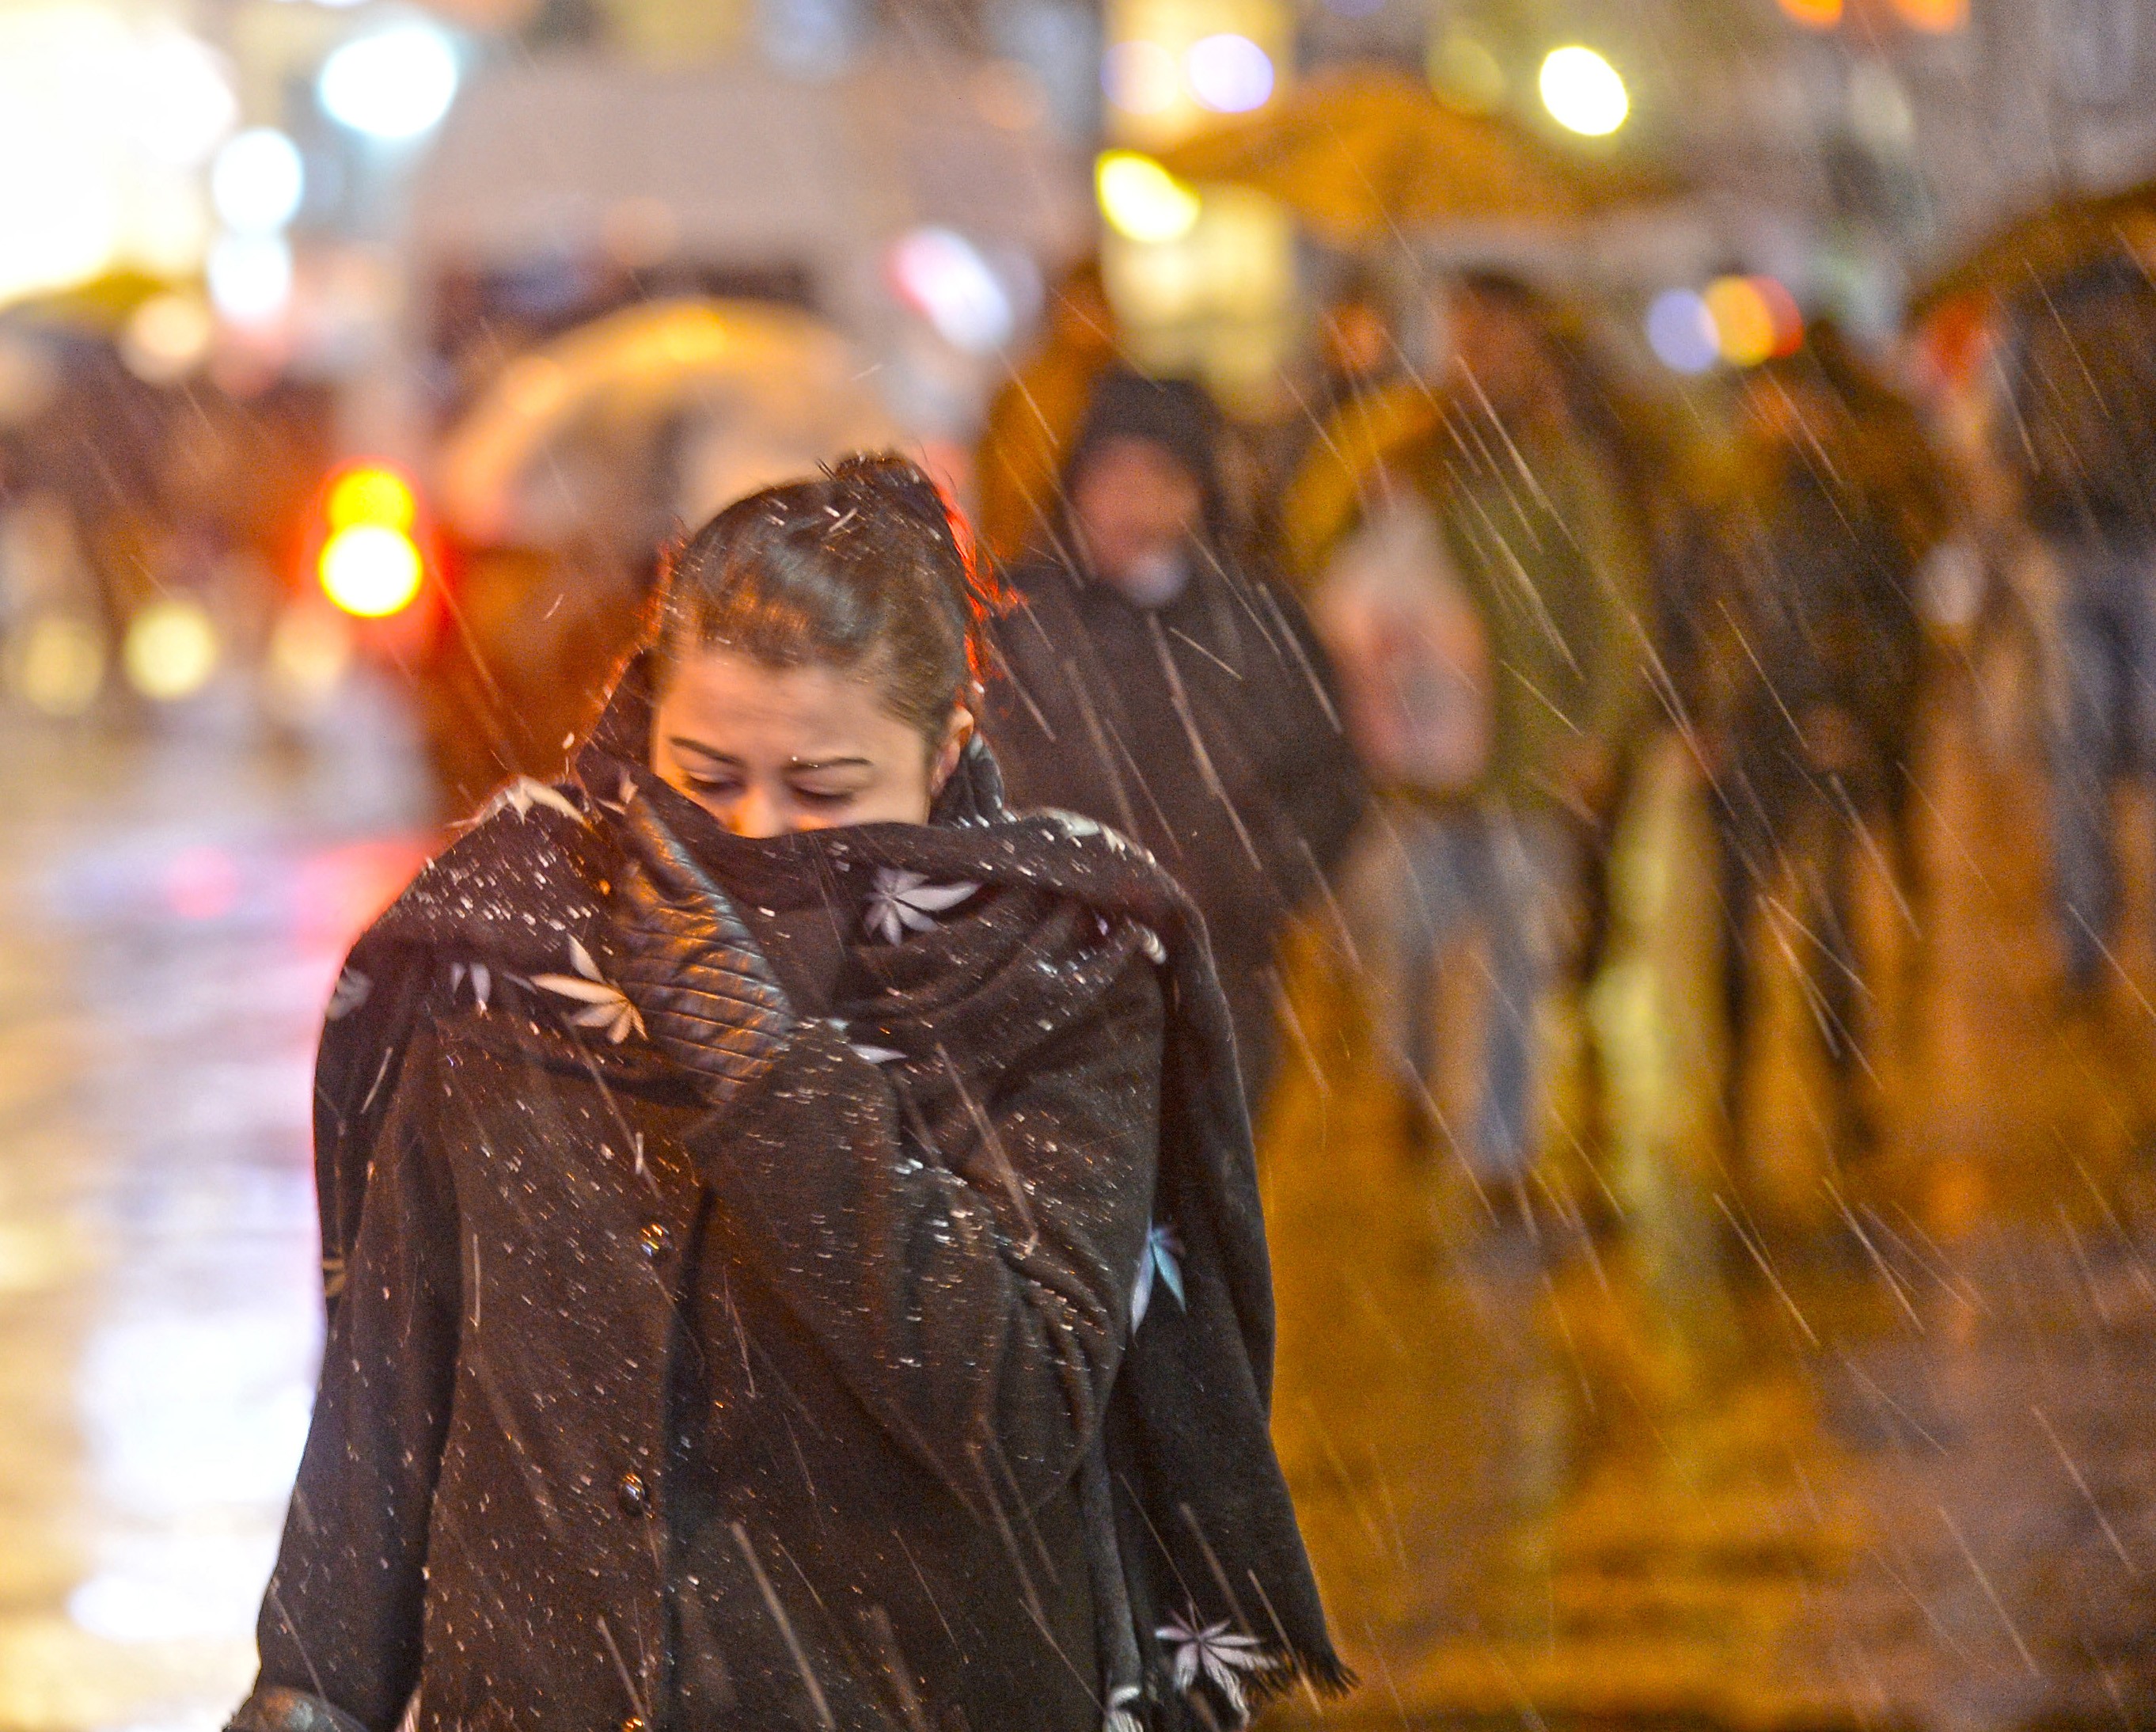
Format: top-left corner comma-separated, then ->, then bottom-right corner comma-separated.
1260,692 -> 2156,1726
0,688 -> 427,1732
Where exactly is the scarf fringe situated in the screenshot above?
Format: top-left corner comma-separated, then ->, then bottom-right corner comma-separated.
1255,1650 -> 1357,1707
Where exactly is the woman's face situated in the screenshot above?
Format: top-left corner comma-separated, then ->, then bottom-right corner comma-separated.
651,647 -> 970,837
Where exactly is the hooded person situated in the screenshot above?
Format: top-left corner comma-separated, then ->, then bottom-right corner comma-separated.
230,454 -> 1347,1732
983,371 -> 1366,1114
1699,329 -> 1948,1154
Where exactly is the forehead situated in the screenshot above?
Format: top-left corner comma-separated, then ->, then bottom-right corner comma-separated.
1076,435 -> 1196,486
658,646 -> 908,750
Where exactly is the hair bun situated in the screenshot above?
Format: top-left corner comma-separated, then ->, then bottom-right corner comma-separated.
829,452 -> 947,526
651,450 -> 1003,739
826,450 -> 1000,639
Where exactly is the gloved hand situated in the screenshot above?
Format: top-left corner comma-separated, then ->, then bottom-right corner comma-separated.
605,792 -> 797,1113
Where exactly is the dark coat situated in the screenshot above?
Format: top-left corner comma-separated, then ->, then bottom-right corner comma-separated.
985,551 -> 1364,1099
233,699 -> 1342,1732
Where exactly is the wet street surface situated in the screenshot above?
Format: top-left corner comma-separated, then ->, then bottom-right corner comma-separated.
4,670 -> 2155,1732
1262,675 -> 2156,1727
0,688 -> 428,1732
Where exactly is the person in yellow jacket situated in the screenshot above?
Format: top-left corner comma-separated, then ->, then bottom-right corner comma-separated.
974,262 -> 1120,568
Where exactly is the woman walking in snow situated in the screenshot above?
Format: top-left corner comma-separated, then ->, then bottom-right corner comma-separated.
230,455 -> 1342,1732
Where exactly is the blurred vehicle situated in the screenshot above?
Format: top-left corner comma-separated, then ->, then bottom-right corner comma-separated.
409,298 -> 900,807
330,47 -> 1086,807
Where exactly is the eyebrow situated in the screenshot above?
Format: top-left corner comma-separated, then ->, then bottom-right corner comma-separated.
666,739 -> 872,774
668,738 -> 740,765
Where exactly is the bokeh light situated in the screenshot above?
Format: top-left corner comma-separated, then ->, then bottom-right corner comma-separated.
0,7 -> 129,304
319,525 -> 424,618
121,294 -> 215,385
206,234 -> 293,327
1752,275 -> 1805,355
1892,0 -> 1968,29
131,28 -> 238,168
1705,278 -> 1775,367
1539,46 -> 1629,137
318,24 -> 460,141
0,13 -> 242,304
123,600 -> 219,701
1777,0 -> 1844,27
264,605 -> 354,721
211,128 -> 304,235
1186,34 -> 1274,114
326,465 -> 419,534
1645,289 -> 1718,374
886,227 -> 1014,354
1103,39 -> 1180,116
1704,275 -> 1802,367
129,182 -> 213,279
1096,151 -> 1201,244
10,614 -> 105,716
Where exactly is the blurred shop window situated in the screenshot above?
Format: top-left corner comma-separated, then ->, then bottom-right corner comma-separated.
1099,0 -> 1297,413
1106,184 -> 1295,414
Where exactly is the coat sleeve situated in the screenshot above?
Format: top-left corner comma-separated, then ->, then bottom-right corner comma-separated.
237,1031 -> 461,1732
685,944 -> 1163,1515
312,938 -> 431,1323
983,594 -> 1144,841
1245,574 -> 1368,884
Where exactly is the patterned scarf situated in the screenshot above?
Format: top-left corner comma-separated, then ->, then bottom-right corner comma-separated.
315,665 -> 1348,1729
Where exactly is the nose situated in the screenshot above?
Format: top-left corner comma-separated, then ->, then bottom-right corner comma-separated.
728,784 -> 787,839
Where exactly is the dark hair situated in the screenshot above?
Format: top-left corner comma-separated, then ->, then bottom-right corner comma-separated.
647,453 -> 999,739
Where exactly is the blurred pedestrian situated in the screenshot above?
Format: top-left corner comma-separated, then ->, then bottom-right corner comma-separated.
1699,327 -> 1949,1153
1316,274 -> 1651,1187
985,370 -> 1365,1113
1310,477 -> 1508,1172
236,454 -> 1346,1732
1277,273 -> 1436,583
1270,265 -> 1404,489
1998,256 -> 2156,1001
975,260 -> 1120,568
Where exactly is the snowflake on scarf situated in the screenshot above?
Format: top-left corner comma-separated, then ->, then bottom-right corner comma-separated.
830,1017 -> 905,1065
471,776 -> 588,828
449,960 -> 492,1012
530,936 -> 644,1043
1130,1222 -> 1185,1329
326,966 -> 372,1021
864,867 -> 977,944
1156,1612 -> 1275,1722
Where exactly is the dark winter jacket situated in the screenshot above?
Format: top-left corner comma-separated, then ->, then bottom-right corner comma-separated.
231,675 -> 1343,1732
985,551 -> 1364,1103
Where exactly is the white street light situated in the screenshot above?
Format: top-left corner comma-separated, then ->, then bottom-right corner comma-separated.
1539,45 -> 1629,136
318,24 -> 460,141
211,129 -> 304,234
207,234 -> 293,327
